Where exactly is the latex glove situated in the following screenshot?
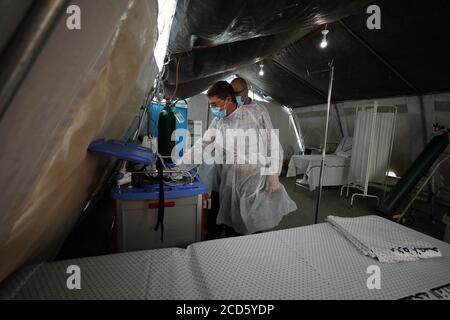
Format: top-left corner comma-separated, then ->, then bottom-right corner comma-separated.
265,175 -> 280,193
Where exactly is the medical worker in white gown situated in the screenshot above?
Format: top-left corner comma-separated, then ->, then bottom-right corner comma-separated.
179,81 -> 297,235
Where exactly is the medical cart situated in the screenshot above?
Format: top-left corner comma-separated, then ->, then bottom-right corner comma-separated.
112,178 -> 207,252
88,139 -> 208,253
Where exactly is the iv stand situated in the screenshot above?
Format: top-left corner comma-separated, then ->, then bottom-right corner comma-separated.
314,63 -> 335,224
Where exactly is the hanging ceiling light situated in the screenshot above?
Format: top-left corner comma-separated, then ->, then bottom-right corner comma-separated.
259,63 -> 265,76
320,27 -> 329,48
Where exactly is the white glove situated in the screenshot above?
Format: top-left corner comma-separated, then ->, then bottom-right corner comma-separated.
265,175 -> 280,193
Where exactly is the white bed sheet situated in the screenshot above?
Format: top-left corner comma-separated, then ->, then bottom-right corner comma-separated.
1,216 -> 449,300
286,154 -> 350,190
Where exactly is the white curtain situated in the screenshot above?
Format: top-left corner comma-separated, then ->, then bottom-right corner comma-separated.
349,107 -> 395,188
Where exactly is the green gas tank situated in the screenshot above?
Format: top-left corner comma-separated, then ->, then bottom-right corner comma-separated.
157,106 -> 176,162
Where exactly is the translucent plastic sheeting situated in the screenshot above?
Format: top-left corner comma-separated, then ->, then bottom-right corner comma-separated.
168,0 -> 372,54
168,0 -> 450,108
178,103 -> 297,234
164,29 -> 311,86
163,0 -> 372,98
0,0 -> 158,282
154,0 -> 177,71
164,71 -> 235,100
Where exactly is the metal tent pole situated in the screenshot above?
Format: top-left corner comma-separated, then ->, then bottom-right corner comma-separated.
314,65 -> 335,224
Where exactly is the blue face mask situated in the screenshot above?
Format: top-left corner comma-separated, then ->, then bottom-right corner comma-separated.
236,96 -> 244,107
211,107 -> 227,119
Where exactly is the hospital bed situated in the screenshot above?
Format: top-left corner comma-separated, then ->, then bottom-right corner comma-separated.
286,137 -> 352,191
1,215 -> 449,300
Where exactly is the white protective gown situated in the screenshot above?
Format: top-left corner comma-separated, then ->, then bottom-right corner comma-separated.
182,103 -> 297,234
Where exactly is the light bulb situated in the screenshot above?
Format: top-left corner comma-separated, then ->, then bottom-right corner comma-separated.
320,28 -> 329,49
259,63 -> 264,76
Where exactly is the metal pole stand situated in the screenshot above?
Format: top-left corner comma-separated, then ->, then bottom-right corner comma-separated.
314,63 -> 334,224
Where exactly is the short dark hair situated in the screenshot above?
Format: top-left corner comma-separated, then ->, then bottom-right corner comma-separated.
207,81 -> 237,104
232,77 -> 248,89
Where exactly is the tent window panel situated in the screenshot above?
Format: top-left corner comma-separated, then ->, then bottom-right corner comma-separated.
296,109 -> 341,152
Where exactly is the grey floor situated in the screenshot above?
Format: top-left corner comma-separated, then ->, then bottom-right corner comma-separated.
273,177 -> 448,242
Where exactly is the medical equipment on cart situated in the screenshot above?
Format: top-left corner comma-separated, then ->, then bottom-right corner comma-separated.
88,138 -> 207,252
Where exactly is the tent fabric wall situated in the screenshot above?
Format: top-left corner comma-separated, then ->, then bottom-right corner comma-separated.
298,93 -> 450,187
238,63 -> 325,107
186,94 -> 209,135
0,0 -> 34,55
256,100 -> 301,161
0,0 -> 159,282
341,0 -> 450,94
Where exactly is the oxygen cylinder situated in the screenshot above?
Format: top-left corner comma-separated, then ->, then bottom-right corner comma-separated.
157,105 -> 176,162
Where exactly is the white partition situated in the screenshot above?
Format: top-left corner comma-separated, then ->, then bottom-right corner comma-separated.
343,102 -> 396,206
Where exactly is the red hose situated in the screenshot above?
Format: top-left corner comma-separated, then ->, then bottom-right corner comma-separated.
170,56 -> 181,100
